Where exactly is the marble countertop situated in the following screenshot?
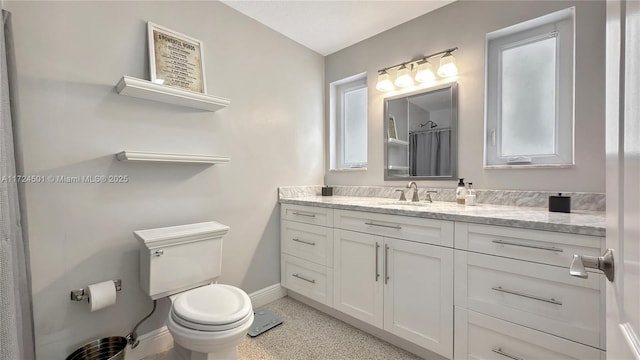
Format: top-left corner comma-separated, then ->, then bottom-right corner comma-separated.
279,196 -> 606,237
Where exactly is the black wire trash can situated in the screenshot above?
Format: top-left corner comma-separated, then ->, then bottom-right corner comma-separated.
65,336 -> 127,360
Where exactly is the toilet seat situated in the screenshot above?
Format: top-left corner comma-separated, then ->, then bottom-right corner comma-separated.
171,284 -> 253,332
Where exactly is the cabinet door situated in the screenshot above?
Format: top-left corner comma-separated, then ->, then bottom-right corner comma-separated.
334,229 -> 383,328
383,238 -> 454,359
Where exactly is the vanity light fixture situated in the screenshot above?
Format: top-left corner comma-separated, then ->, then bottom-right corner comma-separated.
394,65 -> 414,87
376,47 -> 459,92
437,51 -> 458,77
375,70 -> 394,92
414,61 -> 436,83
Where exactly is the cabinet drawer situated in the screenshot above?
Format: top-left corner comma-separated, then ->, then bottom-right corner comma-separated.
455,223 -> 603,268
455,251 -> 604,349
281,220 -> 333,267
281,204 -> 333,227
334,209 -> 454,247
454,307 -> 605,360
281,254 -> 333,306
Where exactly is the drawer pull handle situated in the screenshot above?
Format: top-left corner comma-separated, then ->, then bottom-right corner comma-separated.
492,239 -> 563,252
365,222 -> 402,230
292,273 -> 316,284
292,211 -> 316,218
292,238 -> 316,246
492,348 -> 524,360
492,286 -> 563,306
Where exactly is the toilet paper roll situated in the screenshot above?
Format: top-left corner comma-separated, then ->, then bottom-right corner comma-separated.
87,281 -> 117,312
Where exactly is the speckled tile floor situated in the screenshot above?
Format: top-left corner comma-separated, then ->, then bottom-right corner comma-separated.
143,296 -> 422,360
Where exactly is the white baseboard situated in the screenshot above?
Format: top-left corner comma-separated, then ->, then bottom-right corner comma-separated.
124,325 -> 173,360
248,283 -> 287,309
124,283 -> 286,359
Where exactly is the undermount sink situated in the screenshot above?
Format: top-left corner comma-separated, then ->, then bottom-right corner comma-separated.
376,200 -> 433,207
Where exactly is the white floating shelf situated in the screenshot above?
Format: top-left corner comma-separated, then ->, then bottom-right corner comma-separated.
388,138 -> 409,146
116,76 -> 230,112
116,151 -> 231,164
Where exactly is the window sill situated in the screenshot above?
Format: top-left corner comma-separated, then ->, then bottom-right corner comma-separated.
484,164 -> 574,169
329,167 -> 368,172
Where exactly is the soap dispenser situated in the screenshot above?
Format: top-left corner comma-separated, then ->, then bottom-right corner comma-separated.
456,178 -> 466,205
465,182 -> 477,206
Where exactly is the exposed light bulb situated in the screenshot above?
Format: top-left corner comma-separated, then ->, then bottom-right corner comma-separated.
376,71 -> 394,92
414,61 -> 436,83
394,65 -> 413,87
437,53 -> 458,77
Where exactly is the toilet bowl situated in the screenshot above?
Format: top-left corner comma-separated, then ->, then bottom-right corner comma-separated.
134,222 -> 253,360
167,284 -> 253,360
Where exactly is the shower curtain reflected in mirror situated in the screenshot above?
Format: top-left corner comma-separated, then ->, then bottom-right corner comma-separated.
409,129 -> 451,176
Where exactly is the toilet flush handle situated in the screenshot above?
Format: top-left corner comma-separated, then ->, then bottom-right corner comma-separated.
151,249 -> 164,257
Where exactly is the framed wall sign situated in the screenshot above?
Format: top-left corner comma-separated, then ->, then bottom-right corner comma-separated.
147,22 -> 207,93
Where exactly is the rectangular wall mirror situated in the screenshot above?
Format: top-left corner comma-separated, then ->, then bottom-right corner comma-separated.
384,82 -> 458,180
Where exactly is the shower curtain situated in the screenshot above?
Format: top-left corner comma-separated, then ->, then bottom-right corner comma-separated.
409,130 -> 451,176
0,10 -> 35,360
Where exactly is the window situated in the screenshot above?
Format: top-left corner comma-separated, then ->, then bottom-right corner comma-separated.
330,74 -> 368,170
485,7 -> 574,167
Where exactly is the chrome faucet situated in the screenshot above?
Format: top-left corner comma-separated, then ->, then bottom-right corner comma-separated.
407,181 -> 419,202
425,190 -> 438,203
394,189 -> 407,201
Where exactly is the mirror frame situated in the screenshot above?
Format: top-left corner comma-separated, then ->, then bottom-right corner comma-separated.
383,82 -> 458,181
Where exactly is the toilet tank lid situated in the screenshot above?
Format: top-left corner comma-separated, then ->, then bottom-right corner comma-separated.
134,221 -> 230,249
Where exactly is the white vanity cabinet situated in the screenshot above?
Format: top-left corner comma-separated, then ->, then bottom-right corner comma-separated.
454,222 -> 606,359
333,210 -> 454,359
280,201 -> 606,360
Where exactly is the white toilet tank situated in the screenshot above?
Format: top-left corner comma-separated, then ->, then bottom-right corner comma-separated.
135,221 -> 230,300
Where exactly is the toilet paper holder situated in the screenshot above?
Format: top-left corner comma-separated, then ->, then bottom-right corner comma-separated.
70,280 -> 122,302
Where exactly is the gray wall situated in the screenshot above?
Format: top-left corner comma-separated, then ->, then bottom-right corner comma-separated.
3,1 -> 324,358
325,0 -> 606,192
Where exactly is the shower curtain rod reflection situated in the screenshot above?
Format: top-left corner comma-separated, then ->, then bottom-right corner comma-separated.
410,128 -> 451,134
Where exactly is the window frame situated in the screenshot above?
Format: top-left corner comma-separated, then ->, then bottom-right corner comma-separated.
484,7 -> 575,168
330,73 -> 368,170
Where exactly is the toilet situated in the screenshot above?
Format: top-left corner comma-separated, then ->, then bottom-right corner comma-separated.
135,222 -> 253,360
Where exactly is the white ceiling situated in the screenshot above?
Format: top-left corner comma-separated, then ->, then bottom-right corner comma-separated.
221,0 -> 456,56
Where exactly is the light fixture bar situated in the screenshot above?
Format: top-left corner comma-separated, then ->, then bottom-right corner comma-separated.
377,47 -> 459,74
